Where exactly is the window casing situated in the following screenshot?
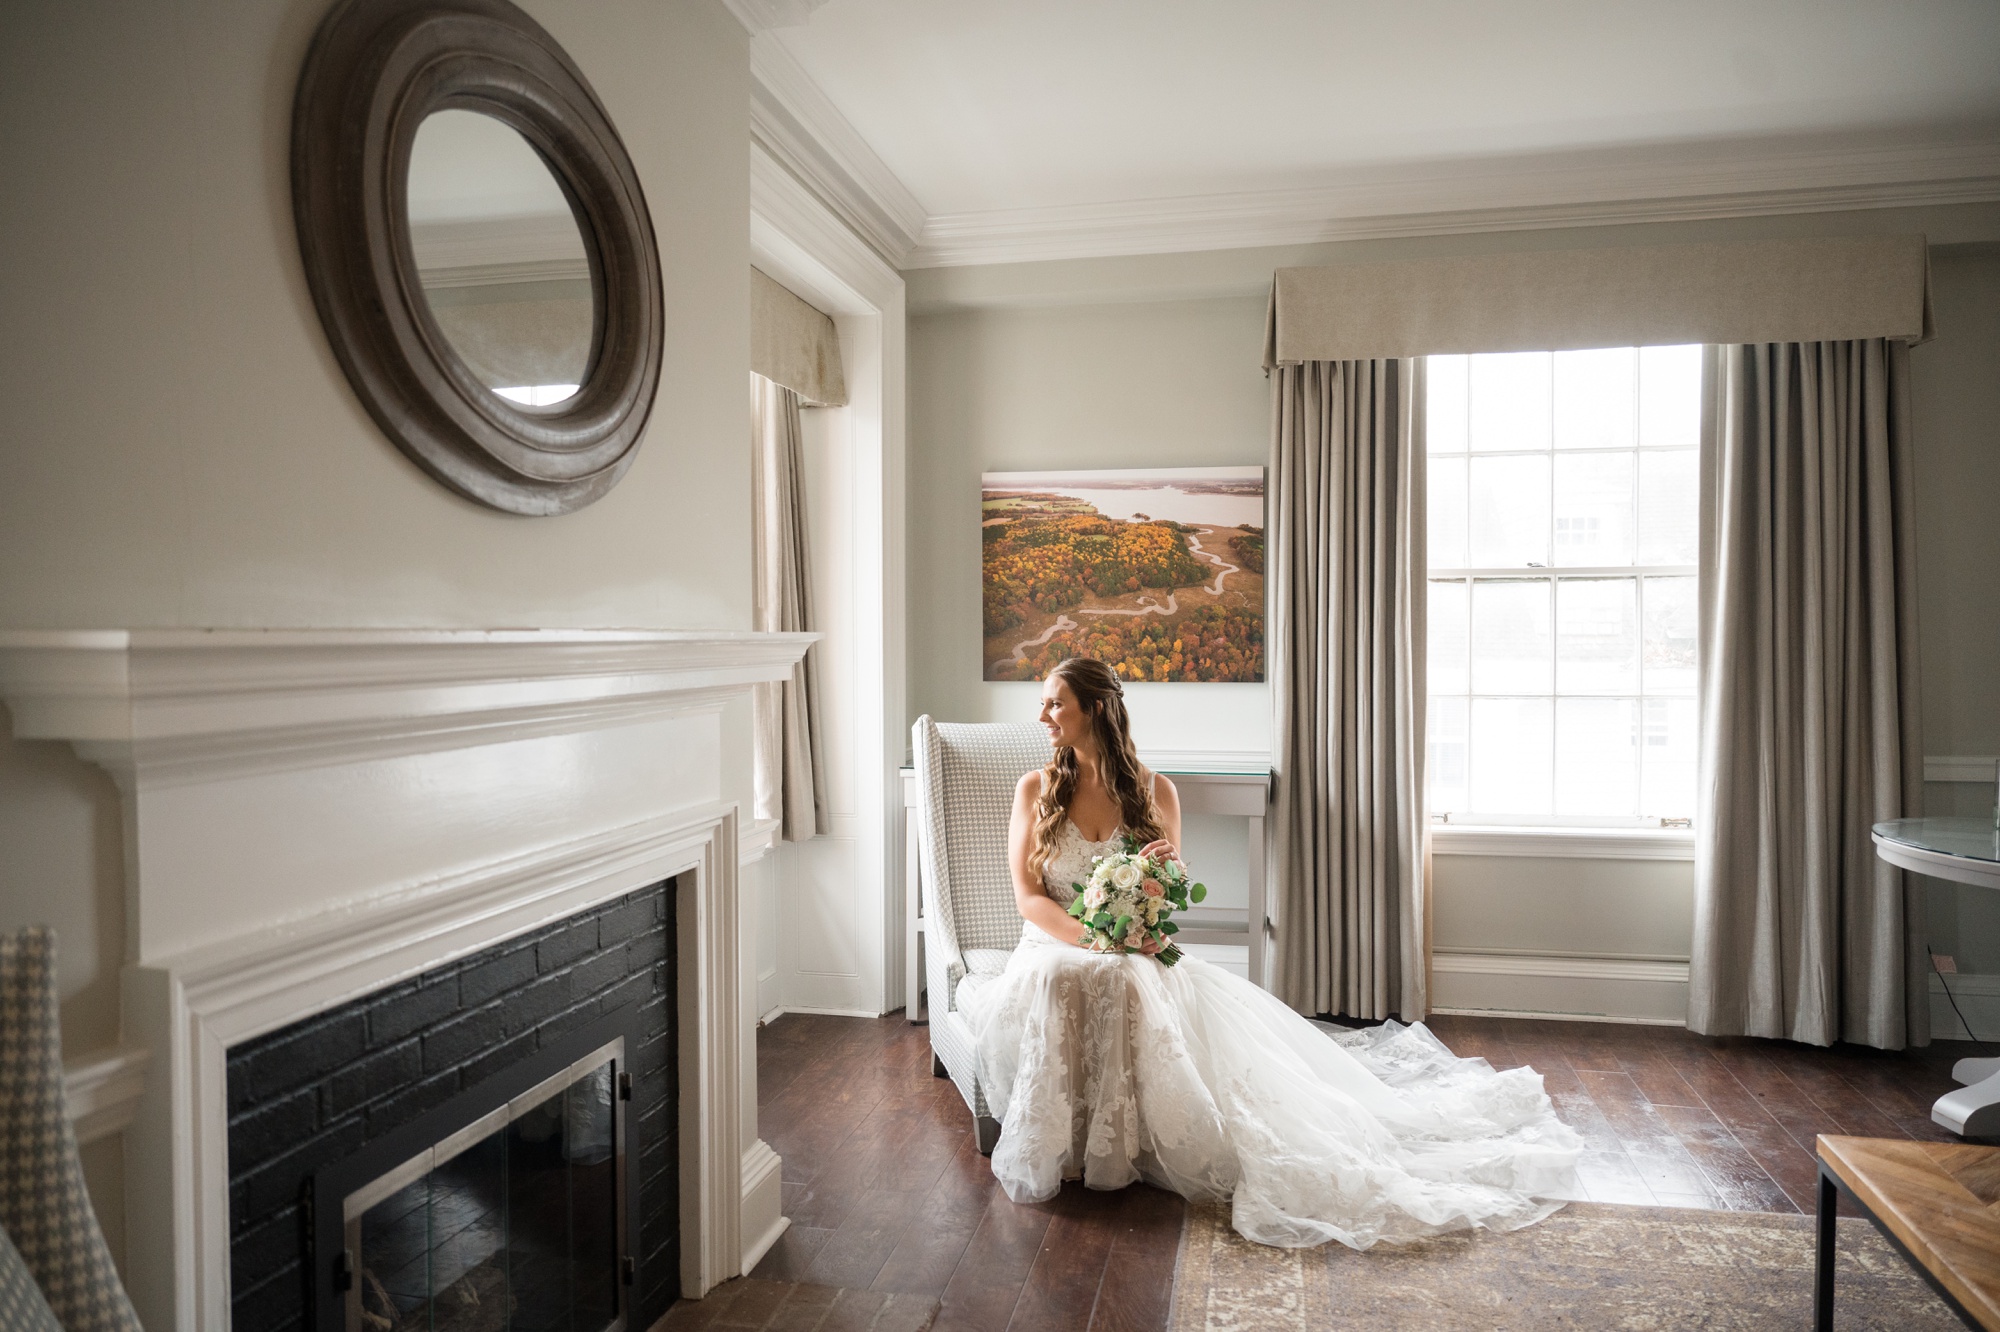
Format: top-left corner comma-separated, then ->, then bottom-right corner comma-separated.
1426,347 -> 1701,828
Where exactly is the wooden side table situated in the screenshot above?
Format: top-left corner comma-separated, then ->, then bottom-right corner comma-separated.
1815,1134 -> 2000,1330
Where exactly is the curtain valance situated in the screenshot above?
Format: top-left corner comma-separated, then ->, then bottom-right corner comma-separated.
751,267 -> 848,406
1263,235 -> 1930,366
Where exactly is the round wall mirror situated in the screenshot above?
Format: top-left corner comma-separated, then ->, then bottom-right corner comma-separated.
293,0 -> 662,515
408,110 -> 597,408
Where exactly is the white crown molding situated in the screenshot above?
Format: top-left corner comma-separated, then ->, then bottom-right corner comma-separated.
0,629 -> 815,787
64,1045 -> 150,1146
721,0 -> 832,35
1431,825 -> 1696,861
748,35 -> 926,266
906,131 -> 2000,268
751,140 -> 903,315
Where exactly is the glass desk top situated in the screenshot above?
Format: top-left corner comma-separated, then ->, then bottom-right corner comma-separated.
1873,818 -> 2000,865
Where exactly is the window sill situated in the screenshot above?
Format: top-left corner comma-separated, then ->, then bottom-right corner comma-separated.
1430,825 -> 1695,861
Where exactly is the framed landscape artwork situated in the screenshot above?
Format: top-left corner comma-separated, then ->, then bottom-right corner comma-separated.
981,466 -> 1265,683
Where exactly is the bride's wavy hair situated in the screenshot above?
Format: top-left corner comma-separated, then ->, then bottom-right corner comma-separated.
1028,657 -> 1164,883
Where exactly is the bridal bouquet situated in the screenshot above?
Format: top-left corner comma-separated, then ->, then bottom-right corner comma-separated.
1067,836 -> 1207,966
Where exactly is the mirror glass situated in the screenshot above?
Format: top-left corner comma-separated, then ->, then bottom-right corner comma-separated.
407,110 -> 596,407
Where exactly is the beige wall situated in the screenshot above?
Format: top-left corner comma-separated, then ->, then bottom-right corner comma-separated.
905,204 -> 2000,996
1911,249 -> 2000,974
0,0 -> 754,1263
907,296 -> 1274,753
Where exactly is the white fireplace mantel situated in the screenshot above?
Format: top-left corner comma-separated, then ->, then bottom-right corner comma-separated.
0,628 -> 811,1331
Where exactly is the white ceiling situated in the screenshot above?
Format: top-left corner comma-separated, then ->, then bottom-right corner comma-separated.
751,0 -> 2000,264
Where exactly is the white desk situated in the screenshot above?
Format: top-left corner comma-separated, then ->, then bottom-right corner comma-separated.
900,764 -> 1272,1022
1873,817 -> 2000,1135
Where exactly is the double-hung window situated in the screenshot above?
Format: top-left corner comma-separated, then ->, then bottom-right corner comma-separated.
1425,346 -> 1701,827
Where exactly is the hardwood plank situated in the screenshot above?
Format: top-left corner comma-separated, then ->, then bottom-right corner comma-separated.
1573,1150 -> 1657,1206
1089,1187 -> 1187,1332
930,1189 -> 1057,1332
802,1187 -> 932,1290
1006,1188 -> 1122,1332
870,1141 -> 1001,1298
751,1225 -> 836,1283
1575,1068 -> 1686,1153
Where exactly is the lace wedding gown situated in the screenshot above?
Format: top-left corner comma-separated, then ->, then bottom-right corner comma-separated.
957,818 -> 1584,1250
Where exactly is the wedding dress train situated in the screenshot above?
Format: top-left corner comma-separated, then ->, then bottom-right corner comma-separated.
957,819 -> 1584,1250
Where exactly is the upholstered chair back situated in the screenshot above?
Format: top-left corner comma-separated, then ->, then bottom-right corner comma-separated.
910,717 -> 1052,996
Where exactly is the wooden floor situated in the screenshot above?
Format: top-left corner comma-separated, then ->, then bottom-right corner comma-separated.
738,1009 -> 1993,1332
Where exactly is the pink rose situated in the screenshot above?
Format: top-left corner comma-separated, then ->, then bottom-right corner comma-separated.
1142,878 -> 1164,897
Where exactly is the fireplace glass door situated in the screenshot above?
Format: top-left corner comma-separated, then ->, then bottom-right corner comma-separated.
343,1039 -> 625,1332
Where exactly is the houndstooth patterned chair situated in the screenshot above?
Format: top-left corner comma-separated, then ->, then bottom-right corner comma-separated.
911,716 -> 1052,1155
0,929 -> 141,1332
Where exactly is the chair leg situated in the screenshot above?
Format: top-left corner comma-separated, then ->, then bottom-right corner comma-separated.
932,1052 -> 948,1078
975,1115 -> 1001,1156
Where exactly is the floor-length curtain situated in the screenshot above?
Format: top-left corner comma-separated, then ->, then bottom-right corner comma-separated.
1689,339 -> 1924,1049
752,373 -> 830,841
1269,358 -> 1428,1020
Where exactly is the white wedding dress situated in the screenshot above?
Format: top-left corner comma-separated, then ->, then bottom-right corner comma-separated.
957,818 -> 1584,1250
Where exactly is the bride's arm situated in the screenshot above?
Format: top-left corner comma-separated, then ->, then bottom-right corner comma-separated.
1137,774 -> 1183,865
1008,772 -> 1089,948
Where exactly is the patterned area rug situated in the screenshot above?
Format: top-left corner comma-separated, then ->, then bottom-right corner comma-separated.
1169,1201 -> 1960,1330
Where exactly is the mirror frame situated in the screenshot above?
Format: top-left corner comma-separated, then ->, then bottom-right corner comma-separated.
293,0 -> 662,516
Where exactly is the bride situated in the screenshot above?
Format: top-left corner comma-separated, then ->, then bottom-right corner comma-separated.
957,656 -> 1583,1250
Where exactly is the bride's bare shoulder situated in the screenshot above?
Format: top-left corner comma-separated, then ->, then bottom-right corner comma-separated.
1016,769 -> 1045,802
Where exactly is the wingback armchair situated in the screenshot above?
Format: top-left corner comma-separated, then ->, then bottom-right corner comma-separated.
910,716 -> 1052,1155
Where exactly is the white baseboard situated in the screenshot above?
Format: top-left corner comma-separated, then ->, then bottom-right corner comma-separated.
740,1138 -> 788,1275
1930,971 -> 2000,1042
759,1005 -> 886,1022
1430,950 -> 1690,1025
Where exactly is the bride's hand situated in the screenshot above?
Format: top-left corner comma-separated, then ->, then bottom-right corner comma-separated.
1138,838 -> 1181,866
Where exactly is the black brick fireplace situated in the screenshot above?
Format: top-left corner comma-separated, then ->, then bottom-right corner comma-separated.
225,879 -> 680,1330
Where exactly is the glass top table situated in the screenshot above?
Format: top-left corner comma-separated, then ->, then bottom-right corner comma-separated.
1871,817 -> 2000,890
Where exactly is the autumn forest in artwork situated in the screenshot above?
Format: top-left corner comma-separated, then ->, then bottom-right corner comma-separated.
981,468 -> 1265,683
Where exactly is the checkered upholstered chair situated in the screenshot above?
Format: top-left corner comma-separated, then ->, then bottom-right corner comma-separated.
0,928 -> 141,1332
911,716 -> 1052,1155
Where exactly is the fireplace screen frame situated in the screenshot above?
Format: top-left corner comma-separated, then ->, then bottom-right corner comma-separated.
310,1005 -> 644,1332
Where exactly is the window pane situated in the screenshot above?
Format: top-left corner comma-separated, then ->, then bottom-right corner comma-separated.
1553,347 -> 1636,451
1637,449 -> 1698,564
1428,695 -> 1468,814
1556,697 -> 1639,815
1640,697 -> 1698,819
1639,344 -> 1702,449
1468,454 -> 1550,566
1642,576 -> 1697,695
1470,697 -> 1552,814
1553,452 -> 1636,567
1428,579 -> 1469,694
1469,352 -> 1551,453
1556,578 -> 1639,694
1427,355 -> 1469,454
1428,455 -> 1468,568
1471,579 -> 1552,693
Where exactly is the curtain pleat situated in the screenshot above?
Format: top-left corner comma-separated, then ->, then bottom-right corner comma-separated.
751,374 -> 831,841
1689,339 -> 1924,1049
1270,359 -> 1428,1020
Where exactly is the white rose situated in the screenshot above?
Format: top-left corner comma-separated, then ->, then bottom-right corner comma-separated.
1084,884 -> 1107,909
1110,861 -> 1142,890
